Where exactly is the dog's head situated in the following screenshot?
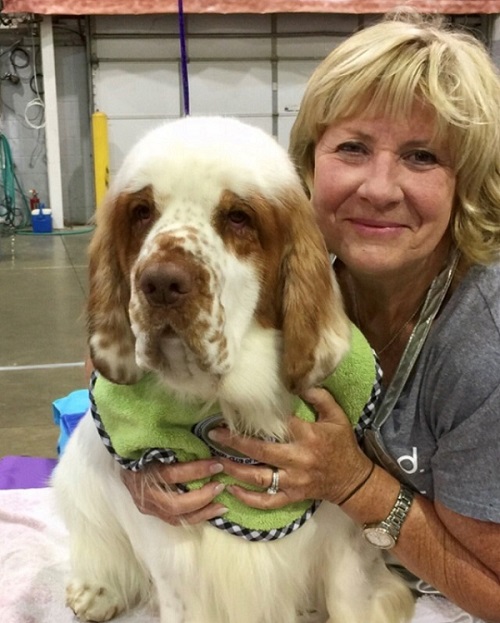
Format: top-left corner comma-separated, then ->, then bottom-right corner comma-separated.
88,116 -> 350,399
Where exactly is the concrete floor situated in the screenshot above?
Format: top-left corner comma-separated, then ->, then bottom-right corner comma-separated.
0,229 -> 92,458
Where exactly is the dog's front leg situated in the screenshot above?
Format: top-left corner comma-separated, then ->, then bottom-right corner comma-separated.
52,412 -> 151,621
65,581 -> 125,622
156,588 -> 187,623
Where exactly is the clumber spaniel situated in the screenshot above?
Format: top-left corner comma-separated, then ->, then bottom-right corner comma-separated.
52,116 -> 413,623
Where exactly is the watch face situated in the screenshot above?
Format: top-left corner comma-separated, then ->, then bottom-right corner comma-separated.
363,527 -> 396,549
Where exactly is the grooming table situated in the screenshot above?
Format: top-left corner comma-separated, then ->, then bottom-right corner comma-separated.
0,458 -> 481,623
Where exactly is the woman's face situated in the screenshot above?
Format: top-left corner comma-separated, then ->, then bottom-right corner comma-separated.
312,105 -> 456,278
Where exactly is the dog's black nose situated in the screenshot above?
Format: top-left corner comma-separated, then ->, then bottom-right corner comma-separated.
139,262 -> 192,306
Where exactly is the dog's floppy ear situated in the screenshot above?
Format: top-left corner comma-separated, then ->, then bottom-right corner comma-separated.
87,191 -> 144,385
279,189 -> 351,395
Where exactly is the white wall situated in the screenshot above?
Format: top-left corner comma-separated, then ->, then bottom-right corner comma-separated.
90,13 -> 365,178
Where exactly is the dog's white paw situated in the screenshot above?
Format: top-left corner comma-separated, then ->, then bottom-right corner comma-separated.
66,580 -> 125,622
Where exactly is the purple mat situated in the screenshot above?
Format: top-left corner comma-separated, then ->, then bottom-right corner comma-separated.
0,456 -> 58,490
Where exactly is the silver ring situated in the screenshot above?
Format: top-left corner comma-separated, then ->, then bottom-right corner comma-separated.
266,467 -> 280,495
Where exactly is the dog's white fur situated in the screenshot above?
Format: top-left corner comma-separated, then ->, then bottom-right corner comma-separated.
53,116 -> 414,623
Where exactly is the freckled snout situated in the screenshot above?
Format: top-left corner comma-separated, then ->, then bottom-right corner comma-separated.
139,261 -> 193,306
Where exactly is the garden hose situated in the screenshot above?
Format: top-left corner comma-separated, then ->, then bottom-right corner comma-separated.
0,133 -> 31,231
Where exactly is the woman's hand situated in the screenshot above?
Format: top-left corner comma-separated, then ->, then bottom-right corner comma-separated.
208,387 -> 373,509
121,459 -> 228,526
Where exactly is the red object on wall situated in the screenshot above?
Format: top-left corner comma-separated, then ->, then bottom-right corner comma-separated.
29,189 -> 40,212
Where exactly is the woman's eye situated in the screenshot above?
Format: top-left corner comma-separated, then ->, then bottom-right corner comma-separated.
336,141 -> 368,158
405,149 -> 438,166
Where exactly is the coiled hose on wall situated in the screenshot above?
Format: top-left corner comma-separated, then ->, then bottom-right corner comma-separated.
0,133 -> 31,231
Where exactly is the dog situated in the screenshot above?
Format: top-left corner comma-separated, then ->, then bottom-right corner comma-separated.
52,116 -> 414,623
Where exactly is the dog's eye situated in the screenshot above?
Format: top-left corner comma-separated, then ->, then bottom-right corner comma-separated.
228,210 -> 250,229
133,204 -> 153,223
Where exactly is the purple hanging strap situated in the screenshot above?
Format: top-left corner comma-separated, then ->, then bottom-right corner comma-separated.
178,0 -> 190,116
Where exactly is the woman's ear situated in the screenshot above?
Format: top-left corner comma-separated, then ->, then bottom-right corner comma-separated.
279,189 -> 351,394
87,192 -> 144,385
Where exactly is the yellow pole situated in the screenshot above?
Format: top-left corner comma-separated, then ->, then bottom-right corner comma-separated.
92,111 -> 109,208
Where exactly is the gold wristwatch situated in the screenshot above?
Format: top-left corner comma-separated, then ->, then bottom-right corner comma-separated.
363,485 -> 415,549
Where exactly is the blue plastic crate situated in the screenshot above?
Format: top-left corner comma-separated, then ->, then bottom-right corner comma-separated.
32,205 -> 53,233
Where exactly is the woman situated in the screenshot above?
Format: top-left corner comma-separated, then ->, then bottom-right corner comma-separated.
123,14 -> 500,622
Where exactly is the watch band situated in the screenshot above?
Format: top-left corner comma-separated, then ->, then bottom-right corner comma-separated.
363,485 -> 415,549
386,485 -> 414,535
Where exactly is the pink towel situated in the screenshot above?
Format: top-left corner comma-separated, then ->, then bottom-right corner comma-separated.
0,488 -> 157,623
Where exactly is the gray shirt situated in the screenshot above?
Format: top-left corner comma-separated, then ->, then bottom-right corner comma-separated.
377,262 -> 500,522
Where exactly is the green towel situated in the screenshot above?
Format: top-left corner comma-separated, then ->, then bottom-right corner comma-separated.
93,323 -> 377,533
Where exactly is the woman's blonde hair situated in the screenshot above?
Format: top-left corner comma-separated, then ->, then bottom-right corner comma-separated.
289,13 -> 500,264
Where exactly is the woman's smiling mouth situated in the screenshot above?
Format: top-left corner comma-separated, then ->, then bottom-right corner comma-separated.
347,217 -> 408,235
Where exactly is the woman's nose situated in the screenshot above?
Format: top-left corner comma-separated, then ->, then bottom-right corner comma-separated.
357,153 -> 404,207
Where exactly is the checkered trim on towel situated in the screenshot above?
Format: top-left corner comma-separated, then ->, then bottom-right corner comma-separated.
89,363 -> 381,542
354,353 -> 383,441
207,500 -> 322,541
89,371 -> 178,471
89,371 -> 319,541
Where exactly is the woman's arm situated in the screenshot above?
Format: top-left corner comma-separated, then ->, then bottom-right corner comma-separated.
211,387 -> 500,622
345,460 -> 500,621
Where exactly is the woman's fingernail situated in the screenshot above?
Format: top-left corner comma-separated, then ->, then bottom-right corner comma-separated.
213,483 -> 225,494
208,429 -> 222,442
209,462 -> 224,475
301,388 -> 316,401
216,506 -> 229,515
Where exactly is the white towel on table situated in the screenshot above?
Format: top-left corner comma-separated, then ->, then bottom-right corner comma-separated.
0,488 -> 485,623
